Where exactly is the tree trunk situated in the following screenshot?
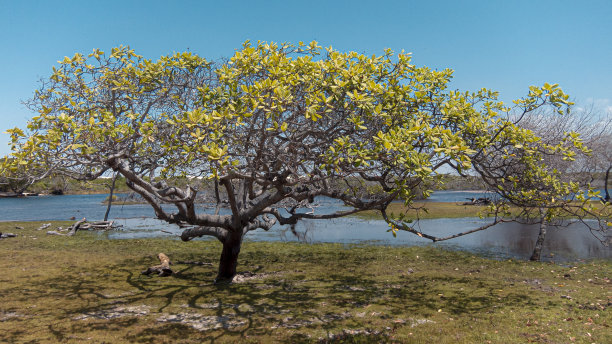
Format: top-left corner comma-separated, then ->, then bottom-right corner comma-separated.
104,173 -> 118,222
604,165 -> 611,202
215,232 -> 243,284
530,213 -> 548,262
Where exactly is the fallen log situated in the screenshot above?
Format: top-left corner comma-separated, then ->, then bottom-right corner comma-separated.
142,253 -> 173,277
91,221 -> 115,229
37,223 -> 52,231
462,197 -> 492,206
0,232 -> 17,239
80,221 -> 116,230
47,218 -> 87,236
68,218 -> 87,235
46,219 -> 118,236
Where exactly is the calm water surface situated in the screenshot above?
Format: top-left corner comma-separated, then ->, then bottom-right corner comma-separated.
1,191 -> 610,262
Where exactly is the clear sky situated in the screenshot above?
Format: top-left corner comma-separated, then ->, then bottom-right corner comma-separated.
1,0 -> 611,156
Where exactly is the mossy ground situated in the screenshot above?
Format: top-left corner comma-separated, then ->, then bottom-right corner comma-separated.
0,221 -> 610,343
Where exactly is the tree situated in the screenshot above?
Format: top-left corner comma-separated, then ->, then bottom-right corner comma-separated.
4,42 -> 610,280
517,106 -> 612,199
0,157 -> 39,193
508,107 -> 612,260
591,132 -> 612,202
581,115 -> 612,202
103,172 -> 119,222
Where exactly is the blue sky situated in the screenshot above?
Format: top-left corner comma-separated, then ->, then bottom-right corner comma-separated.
1,0 -> 611,156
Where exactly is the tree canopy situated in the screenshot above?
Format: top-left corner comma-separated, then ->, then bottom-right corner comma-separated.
3,42 -> 610,281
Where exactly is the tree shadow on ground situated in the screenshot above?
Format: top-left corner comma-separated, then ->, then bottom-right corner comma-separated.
5,253 -> 537,343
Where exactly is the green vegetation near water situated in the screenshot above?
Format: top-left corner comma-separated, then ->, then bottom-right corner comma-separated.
356,202 -> 492,220
356,201 -> 611,221
1,221 -> 610,343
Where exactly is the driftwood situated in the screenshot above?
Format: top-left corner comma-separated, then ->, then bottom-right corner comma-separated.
37,223 -> 52,231
47,218 -> 87,236
142,253 -> 173,277
79,221 -> 116,230
46,218 -> 117,236
462,197 -> 492,206
0,232 -> 17,239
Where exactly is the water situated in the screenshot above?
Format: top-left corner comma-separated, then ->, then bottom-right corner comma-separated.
0,194 -> 147,221
1,190 -> 604,221
104,216 -> 611,262
1,191 -> 610,262
421,190 -> 495,203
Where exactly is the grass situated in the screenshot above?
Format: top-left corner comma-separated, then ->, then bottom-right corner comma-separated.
1,221 -> 610,343
356,201 -> 612,221
355,202 -> 497,220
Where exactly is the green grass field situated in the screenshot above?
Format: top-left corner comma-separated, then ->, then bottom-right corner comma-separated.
356,201 -> 611,221
355,202 -> 493,220
0,221 -> 610,343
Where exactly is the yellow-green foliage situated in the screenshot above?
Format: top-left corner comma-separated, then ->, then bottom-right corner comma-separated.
3,42 -> 583,201
2,41 -> 609,245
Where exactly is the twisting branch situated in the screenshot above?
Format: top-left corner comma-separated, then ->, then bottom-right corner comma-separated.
180,226 -> 228,242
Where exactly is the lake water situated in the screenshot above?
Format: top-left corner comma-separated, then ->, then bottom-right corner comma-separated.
1,191 -> 610,262
0,191 -> 497,221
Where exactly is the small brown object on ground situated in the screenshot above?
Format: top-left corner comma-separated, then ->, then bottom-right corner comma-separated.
142,253 -> 173,277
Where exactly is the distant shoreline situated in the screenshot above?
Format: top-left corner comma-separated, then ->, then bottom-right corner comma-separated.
436,190 -> 491,193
